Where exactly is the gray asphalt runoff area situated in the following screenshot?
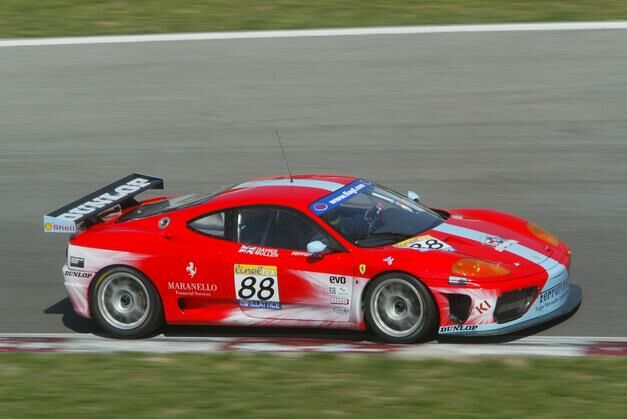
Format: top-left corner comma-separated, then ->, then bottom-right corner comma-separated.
1,29 -> 626,337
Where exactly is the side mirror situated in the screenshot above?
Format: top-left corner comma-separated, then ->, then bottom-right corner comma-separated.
407,191 -> 421,203
307,240 -> 328,255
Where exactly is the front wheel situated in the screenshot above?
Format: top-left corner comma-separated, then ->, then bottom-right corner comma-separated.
364,273 -> 438,343
91,267 -> 163,338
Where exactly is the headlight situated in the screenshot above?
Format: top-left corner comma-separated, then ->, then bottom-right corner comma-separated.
451,258 -> 511,278
527,222 -> 560,247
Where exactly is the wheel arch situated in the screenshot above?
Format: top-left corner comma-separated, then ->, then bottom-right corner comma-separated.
359,270 -> 440,328
88,263 -> 163,318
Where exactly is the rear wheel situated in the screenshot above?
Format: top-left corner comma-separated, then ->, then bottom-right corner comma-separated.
91,267 -> 163,338
364,273 -> 438,343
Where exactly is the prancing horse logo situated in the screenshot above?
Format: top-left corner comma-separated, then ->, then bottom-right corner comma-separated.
186,262 -> 197,279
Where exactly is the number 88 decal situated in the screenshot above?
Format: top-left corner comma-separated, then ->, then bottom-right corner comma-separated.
234,264 -> 280,305
238,276 -> 275,301
399,235 -> 454,252
411,238 -> 444,250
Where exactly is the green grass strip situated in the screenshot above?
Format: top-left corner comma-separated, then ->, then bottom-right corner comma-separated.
2,1 -> 627,38
1,353 -> 626,418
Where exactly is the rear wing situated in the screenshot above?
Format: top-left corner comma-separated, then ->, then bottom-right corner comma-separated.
43,173 -> 164,233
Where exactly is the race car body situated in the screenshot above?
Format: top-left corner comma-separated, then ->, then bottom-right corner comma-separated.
45,173 -> 581,342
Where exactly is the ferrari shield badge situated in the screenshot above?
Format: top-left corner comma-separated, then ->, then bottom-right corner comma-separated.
359,264 -> 367,275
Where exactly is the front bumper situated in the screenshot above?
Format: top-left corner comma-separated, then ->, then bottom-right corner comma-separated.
437,262 -> 581,336
441,284 -> 581,336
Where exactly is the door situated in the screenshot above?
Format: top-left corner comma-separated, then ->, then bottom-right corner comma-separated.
220,206 -> 356,324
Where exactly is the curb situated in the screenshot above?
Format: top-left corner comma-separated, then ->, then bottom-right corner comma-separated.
1,334 -> 626,357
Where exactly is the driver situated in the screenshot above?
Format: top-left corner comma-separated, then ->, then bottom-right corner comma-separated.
325,208 -> 369,240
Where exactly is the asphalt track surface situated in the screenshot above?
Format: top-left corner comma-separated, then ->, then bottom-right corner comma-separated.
1,28 -> 626,339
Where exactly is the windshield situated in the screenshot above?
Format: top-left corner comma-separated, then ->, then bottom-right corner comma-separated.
310,179 -> 444,248
119,186 -> 228,222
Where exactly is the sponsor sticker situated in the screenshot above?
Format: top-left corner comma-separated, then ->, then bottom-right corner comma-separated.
439,325 -> 479,333
330,297 -> 349,305
238,245 -> 279,258
313,203 -> 328,212
395,235 -> 455,252
43,216 -> 77,233
234,264 -> 281,310
483,235 -> 504,247
290,251 -> 311,257
539,280 -> 568,303
53,177 -> 152,222
475,299 -> 492,314
327,274 -> 352,304
483,235 -> 518,252
333,307 -> 350,315
330,275 -> 346,284
534,279 -> 569,313
69,256 -> 85,268
63,269 -> 93,279
239,300 -> 281,310
329,286 -> 349,296
309,179 -> 372,215
168,282 -> 218,297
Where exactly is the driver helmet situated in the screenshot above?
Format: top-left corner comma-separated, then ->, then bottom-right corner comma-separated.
326,208 -> 341,226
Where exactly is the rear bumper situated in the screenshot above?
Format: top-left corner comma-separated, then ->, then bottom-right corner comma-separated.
63,264 -> 93,318
437,262 -> 581,336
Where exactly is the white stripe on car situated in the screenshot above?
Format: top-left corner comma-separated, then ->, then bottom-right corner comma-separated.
233,179 -> 344,192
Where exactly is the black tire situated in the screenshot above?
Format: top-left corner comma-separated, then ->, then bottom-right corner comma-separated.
364,272 -> 438,344
91,266 -> 163,338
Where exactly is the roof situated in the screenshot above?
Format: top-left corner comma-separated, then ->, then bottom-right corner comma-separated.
208,174 -> 358,211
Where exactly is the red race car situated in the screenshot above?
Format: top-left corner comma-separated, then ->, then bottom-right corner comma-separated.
44,173 -> 581,342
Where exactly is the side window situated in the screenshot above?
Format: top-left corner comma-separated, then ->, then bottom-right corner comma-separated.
237,207 -> 276,246
266,210 -> 328,251
189,211 -> 227,238
236,206 -> 333,251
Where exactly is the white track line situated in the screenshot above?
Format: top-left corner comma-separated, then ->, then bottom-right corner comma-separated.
2,21 -> 627,48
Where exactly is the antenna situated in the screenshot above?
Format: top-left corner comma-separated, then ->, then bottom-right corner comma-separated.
275,129 -> 294,183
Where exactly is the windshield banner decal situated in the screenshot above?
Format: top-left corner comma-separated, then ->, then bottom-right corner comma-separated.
309,179 -> 372,215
